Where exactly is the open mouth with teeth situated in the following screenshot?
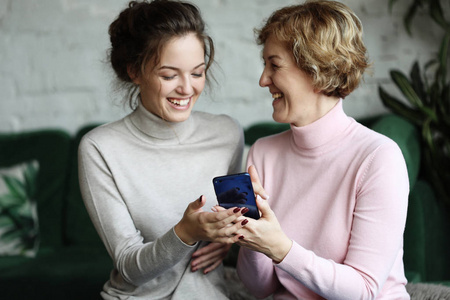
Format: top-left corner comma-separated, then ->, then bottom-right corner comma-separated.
168,98 -> 190,108
272,93 -> 284,100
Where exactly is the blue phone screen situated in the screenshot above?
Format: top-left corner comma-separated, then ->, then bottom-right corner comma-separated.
213,172 -> 260,219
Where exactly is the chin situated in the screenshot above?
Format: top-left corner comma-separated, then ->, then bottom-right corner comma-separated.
165,111 -> 192,123
272,112 -> 288,124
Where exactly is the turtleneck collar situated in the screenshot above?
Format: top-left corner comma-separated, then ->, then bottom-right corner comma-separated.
290,99 -> 352,152
128,100 -> 195,144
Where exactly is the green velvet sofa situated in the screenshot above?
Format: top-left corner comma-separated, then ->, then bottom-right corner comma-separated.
0,114 -> 449,299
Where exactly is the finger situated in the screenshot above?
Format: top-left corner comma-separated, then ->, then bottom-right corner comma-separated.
191,244 -> 230,271
214,206 -> 252,229
186,195 -> 205,214
192,247 -> 227,270
256,197 -> 274,219
248,165 -> 269,200
211,205 -> 226,212
203,259 -> 223,274
217,217 -> 250,238
204,206 -> 246,229
192,242 -> 224,258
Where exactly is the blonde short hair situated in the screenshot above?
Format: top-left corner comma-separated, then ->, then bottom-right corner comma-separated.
256,0 -> 370,98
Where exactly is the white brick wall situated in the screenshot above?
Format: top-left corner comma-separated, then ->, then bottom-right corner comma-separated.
0,0 -> 443,133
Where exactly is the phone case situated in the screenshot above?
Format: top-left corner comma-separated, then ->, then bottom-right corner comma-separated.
212,172 -> 260,219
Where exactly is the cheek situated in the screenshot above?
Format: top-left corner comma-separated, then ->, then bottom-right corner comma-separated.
158,80 -> 177,96
270,73 -> 284,89
194,78 -> 206,93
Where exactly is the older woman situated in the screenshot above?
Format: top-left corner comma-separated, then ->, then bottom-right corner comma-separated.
235,1 -> 410,299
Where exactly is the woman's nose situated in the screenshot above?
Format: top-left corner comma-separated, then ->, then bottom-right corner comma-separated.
259,68 -> 272,87
177,76 -> 194,95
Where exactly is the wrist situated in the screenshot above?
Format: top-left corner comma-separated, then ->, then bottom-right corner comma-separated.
270,235 -> 292,264
174,222 -> 197,246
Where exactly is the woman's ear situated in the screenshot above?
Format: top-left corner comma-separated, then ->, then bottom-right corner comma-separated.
127,64 -> 140,84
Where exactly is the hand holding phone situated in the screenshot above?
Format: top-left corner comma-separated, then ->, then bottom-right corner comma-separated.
212,172 -> 260,219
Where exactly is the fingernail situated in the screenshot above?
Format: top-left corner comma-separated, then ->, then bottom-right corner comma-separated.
198,195 -> 203,202
241,207 -> 249,214
241,219 -> 248,226
233,207 -> 241,213
239,235 -> 245,240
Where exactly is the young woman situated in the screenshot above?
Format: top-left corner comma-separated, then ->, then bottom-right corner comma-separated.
235,1 -> 410,299
78,1 -> 245,298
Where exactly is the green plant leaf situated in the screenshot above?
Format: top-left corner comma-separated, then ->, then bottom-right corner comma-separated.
391,70 -> 422,107
1,227 -> 23,242
15,202 -> 33,219
429,80 -> 441,110
23,162 -> 38,199
0,194 -> 23,209
388,0 -> 400,13
1,175 -> 26,201
429,0 -> 450,32
390,70 -> 438,121
441,83 -> 450,117
437,33 -> 450,86
422,118 -> 436,154
410,61 -> 427,103
403,0 -> 423,36
378,86 -> 424,125
0,215 -> 14,227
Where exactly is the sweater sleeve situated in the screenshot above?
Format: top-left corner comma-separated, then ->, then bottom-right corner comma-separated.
237,247 -> 282,298
277,142 -> 409,299
227,118 -> 245,174
235,145 -> 282,298
78,135 -> 196,286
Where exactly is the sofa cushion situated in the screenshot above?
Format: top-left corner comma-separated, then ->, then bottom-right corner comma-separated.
0,160 -> 40,257
0,130 -> 71,250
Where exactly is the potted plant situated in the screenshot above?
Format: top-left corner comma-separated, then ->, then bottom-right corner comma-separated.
378,0 -> 450,209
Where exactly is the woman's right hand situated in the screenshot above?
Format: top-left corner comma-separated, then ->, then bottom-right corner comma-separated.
174,195 -> 247,245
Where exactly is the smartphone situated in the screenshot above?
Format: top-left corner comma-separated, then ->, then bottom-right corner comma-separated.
212,172 -> 260,219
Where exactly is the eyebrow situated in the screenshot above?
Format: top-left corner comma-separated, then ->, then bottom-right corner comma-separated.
261,54 -> 282,62
158,62 -> 206,71
267,55 -> 281,60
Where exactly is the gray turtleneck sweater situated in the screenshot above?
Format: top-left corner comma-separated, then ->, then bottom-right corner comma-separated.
78,103 -> 244,299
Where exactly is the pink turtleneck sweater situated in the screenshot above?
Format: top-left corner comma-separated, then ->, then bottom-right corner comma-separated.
237,100 -> 410,299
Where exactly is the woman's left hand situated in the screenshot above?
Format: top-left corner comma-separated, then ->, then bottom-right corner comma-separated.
191,242 -> 231,274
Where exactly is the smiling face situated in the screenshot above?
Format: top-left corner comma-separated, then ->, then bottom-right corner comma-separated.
133,33 -> 206,123
259,35 -> 338,127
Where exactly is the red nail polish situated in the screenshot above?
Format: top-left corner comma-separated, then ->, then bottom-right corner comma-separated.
241,219 -> 248,226
198,195 -> 203,202
241,207 -> 249,214
233,207 -> 241,213
239,235 -> 245,240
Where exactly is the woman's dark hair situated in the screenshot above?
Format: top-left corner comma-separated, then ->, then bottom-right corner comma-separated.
108,0 -> 215,109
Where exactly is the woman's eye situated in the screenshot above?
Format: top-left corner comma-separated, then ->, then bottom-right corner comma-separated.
162,75 -> 176,80
271,63 -> 280,69
192,73 -> 203,78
